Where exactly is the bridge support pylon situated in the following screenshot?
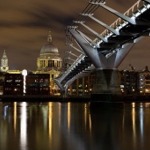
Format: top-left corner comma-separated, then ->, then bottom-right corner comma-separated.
69,28 -> 135,100
91,69 -> 121,100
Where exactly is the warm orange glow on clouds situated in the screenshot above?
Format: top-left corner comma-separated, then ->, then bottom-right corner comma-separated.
0,0 -> 149,70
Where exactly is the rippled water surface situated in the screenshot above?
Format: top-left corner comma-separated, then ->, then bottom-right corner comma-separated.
0,101 -> 150,150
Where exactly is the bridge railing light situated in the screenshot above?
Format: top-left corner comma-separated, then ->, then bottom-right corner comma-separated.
89,0 -> 106,5
73,20 -> 85,24
81,13 -> 94,16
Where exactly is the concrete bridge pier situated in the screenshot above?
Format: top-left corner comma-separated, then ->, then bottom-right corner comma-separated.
91,69 -> 121,100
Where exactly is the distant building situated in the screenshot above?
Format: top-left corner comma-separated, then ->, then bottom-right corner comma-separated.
139,66 -> 150,95
0,51 -> 21,95
36,31 -> 62,95
119,66 -> 150,96
120,70 -> 139,95
67,74 -> 94,97
0,72 -> 5,95
2,72 -> 50,96
3,73 -> 23,95
26,73 -> 50,95
0,31 -> 62,96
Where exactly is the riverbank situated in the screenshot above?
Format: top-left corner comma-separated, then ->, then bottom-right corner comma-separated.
0,95 -> 91,102
0,94 -> 150,102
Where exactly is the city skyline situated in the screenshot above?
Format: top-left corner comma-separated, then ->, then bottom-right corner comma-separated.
0,0 -> 149,70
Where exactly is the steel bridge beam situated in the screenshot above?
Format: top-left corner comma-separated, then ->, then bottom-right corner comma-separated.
90,2 -> 136,25
77,30 -> 97,48
69,28 -> 102,68
68,27 -> 138,69
82,14 -> 120,35
63,65 -> 95,89
144,0 -> 150,3
69,43 -> 84,54
78,21 -> 108,42
67,51 -> 79,58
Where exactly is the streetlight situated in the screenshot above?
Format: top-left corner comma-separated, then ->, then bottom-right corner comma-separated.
22,69 -> 27,95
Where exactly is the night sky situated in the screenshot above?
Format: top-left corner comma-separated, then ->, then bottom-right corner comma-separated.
0,0 -> 149,71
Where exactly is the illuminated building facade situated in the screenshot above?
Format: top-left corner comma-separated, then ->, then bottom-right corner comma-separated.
120,66 -> 150,96
139,66 -> 150,95
36,31 -> 62,95
120,70 -> 139,95
2,72 -> 50,96
67,74 -> 94,97
3,73 -> 23,95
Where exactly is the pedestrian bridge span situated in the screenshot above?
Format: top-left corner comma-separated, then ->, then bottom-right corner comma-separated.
55,0 -> 150,95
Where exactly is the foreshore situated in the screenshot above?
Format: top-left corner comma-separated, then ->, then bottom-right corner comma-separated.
0,94 -> 150,102
0,95 -> 90,102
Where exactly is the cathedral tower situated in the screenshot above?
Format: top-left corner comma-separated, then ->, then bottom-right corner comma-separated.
0,50 -> 9,72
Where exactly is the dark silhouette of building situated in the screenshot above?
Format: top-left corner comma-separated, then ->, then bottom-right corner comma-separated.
120,70 -> 139,95
26,73 -> 50,95
2,72 -> 50,96
3,73 -> 23,95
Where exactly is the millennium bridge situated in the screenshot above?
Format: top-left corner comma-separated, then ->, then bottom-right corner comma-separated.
55,0 -> 150,97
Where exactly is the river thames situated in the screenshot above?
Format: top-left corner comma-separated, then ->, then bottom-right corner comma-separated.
0,101 -> 150,150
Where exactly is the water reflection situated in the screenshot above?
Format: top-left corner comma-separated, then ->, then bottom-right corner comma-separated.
1,101 -> 150,150
13,102 -> 17,132
48,102 -> 53,141
132,102 -> 136,147
123,102 -> 150,150
20,102 -> 27,150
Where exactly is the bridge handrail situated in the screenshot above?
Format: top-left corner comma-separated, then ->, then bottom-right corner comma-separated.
100,0 -> 147,38
64,64 -> 95,88
55,53 -> 85,83
64,54 -> 85,74
69,0 -> 147,71
57,0 -> 150,89
67,0 -> 148,72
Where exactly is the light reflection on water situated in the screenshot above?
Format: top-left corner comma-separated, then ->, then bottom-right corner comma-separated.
0,101 -> 150,150
20,102 -> 27,150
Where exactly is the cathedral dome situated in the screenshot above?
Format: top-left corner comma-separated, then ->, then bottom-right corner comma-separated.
40,31 -> 59,55
37,31 -> 62,72
40,42 -> 59,54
